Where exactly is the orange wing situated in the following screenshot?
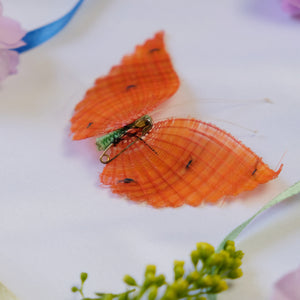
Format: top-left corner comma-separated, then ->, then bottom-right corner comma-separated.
71,32 -> 180,140
100,118 -> 282,208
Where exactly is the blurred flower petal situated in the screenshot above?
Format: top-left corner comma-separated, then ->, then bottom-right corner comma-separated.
272,266 -> 300,300
0,16 -> 26,49
0,50 -> 19,81
282,0 -> 300,15
0,281 -> 18,300
0,1 -> 25,82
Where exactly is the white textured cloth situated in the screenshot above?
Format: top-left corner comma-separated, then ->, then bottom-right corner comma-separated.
1,1 -> 300,300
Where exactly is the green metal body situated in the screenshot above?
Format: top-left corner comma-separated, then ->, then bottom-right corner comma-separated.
96,115 -> 153,161
96,128 -> 127,151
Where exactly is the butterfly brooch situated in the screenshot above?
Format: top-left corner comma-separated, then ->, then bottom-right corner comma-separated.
70,32 -> 282,208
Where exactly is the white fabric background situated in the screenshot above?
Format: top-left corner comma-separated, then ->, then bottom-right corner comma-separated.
1,0 -> 300,299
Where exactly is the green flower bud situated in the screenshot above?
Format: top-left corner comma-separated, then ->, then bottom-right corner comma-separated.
155,274 -> 166,287
172,278 -> 189,297
71,286 -> 78,293
227,268 -> 243,279
224,240 -> 235,250
196,242 -> 215,260
211,274 -> 222,286
219,250 -> 230,259
197,275 -> 213,288
162,288 -> 176,300
230,258 -> 242,269
80,272 -> 88,283
144,273 -> 156,288
191,250 -> 199,266
224,257 -> 234,269
174,260 -> 185,268
224,245 -> 235,256
145,265 -> 156,276
186,270 -> 200,284
214,250 -> 230,269
174,260 -> 185,280
233,250 -> 244,260
206,253 -> 225,268
148,286 -> 158,300
123,274 -> 138,286
212,280 -> 228,293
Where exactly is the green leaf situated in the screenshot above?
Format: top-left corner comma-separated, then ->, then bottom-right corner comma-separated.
211,181 -> 300,300
217,181 -> 300,252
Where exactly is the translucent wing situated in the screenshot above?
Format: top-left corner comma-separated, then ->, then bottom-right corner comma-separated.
100,118 -> 282,208
71,32 -> 180,140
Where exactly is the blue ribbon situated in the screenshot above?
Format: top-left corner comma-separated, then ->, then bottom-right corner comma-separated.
14,0 -> 84,53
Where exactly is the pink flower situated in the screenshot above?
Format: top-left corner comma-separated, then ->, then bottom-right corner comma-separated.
271,266 -> 300,300
0,2 -> 26,82
282,0 -> 300,15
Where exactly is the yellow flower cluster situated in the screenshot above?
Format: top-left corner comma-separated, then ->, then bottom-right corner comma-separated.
71,240 -> 243,300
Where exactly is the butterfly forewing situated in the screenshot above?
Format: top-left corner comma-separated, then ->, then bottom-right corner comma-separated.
71,32 -> 180,140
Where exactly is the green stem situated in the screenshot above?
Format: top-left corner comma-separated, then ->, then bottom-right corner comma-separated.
135,287 -> 147,300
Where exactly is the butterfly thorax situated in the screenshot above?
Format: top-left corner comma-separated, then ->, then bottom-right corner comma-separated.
96,115 -> 153,164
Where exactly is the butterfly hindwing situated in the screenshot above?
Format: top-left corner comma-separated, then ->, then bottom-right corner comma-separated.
100,118 -> 282,207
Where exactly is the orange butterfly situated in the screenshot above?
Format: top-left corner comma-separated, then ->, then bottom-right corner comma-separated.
71,32 -> 282,208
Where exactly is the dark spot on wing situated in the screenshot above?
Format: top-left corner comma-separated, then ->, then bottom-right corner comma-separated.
118,178 -> 135,184
252,168 -> 257,176
186,159 -> 193,169
87,122 -> 93,128
252,160 -> 260,176
149,48 -> 160,53
126,84 -> 136,91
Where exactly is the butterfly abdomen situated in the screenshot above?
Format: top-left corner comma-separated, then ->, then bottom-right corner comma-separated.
96,128 -> 126,151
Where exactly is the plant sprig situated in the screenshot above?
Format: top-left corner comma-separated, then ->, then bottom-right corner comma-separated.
71,240 -> 243,300
72,182 -> 300,300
